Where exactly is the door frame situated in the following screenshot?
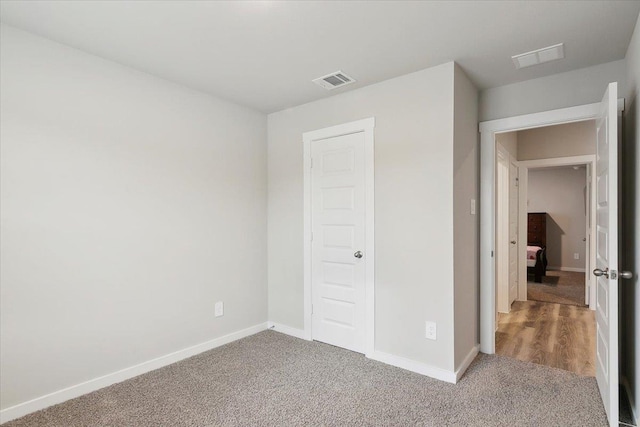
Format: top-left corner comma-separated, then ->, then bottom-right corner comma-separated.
479,101 -> 624,354
517,155 -> 597,310
302,117 -> 375,356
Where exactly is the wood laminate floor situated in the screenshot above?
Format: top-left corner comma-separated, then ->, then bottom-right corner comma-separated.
496,300 -> 596,376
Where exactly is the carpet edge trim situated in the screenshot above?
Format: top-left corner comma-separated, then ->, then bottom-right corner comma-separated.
0,321 -> 269,424
367,351 -> 456,383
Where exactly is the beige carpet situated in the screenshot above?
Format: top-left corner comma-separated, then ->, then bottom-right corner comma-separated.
3,330 -> 608,427
528,270 -> 587,306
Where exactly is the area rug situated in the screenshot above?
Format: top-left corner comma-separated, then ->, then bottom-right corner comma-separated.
528,270 -> 587,306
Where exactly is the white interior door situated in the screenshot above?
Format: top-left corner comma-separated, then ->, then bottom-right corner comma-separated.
311,131 -> 366,353
585,164 -> 592,306
594,82 -> 618,426
496,148 -> 510,314
508,160 -> 519,304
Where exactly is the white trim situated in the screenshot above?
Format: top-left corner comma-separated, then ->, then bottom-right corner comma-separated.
367,351 -> 457,384
455,345 -> 480,381
302,117 -> 376,355
518,155 -> 595,169
480,102 -> 610,354
547,266 -> 587,273
0,322 -> 268,424
479,99 -> 623,134
622,375 -> 638,426
267,321 -> 307,340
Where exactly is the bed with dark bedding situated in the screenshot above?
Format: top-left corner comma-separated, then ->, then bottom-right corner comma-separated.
527,212 -> 548,283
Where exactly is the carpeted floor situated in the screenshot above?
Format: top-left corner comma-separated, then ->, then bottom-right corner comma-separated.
528,270 -> 587,306
3,330 -> 608,427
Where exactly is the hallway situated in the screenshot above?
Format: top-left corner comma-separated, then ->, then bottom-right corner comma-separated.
496,300 -> 595,376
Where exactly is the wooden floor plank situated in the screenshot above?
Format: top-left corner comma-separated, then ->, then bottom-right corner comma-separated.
495,300 -> 596,377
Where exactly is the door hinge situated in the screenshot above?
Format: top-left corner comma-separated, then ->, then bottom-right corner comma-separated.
311,304 -> 314,315
310,158 -> 314,168
310,232 -> 313,241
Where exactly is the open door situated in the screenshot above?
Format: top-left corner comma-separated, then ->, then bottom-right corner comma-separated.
593,82 -> 618,426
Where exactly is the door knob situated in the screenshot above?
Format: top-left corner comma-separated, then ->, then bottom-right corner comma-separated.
354,251 -> 363,259
510,240 -> 517,244
620,271 -> 634,280
593,268 -> 609,278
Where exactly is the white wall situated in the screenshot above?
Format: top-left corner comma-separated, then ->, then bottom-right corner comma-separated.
479,60 -> 627,121
517,121 -> 596,161
0,25 -> 267,411
453,65 -> 479,368
268,63 -> 460,371
528,167 -> 588,271
495,131 -> 518,159
621,12 -> 640,422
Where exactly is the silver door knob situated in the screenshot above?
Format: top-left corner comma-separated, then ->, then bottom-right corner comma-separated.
510,240 -> 517,244
593,268 -> 609,278
354,251 -> 363,259
620,271 -> 634,280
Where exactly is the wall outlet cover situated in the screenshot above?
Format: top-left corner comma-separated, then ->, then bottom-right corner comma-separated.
425,321 -> 437,340
215,301 -> 224,317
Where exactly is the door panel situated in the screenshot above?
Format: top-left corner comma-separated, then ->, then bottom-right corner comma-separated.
509,160 -> 518,304
594,82 -> 618,426
311,132 -> 366,353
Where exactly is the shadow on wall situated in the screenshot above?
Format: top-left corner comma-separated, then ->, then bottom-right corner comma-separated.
621,96 -> 637,404
546,214 -> 565,268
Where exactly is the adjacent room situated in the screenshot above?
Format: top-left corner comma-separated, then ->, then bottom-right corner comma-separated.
494,121 -> 597,378
1,1 -> 640,427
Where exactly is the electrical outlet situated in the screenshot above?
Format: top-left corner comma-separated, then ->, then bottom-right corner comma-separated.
215,301 -> 224,317
574,253 -> 579,260
470,199 -> 476,215
425,321 -> 437,340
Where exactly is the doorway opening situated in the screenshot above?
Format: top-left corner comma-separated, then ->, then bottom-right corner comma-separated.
492,120 -> 597,376
480,86 -> 622,426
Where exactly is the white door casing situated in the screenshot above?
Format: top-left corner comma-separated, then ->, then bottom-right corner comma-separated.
479,94 -> 623,356
594,82 -> 619,426
303,118 -> 375,356
516,155 -> 597,310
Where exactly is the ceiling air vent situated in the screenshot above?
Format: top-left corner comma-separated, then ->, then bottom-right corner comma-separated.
312,71 -> 356,90
512,43 -> 565,69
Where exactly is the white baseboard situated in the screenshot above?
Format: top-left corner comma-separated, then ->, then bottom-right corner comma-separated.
367,351 -> 457,384
0,322 -> 268,424
547,266 -> 586,273
266,321 -> 307,340
455,345 -> 480,381
621,375 -> 638,426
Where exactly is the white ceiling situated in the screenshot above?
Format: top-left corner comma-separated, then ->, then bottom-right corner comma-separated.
1,1 -> 639,113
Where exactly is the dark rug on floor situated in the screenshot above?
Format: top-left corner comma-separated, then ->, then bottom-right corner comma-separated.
4,330 -> 607,427
528,270 -> 586,306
